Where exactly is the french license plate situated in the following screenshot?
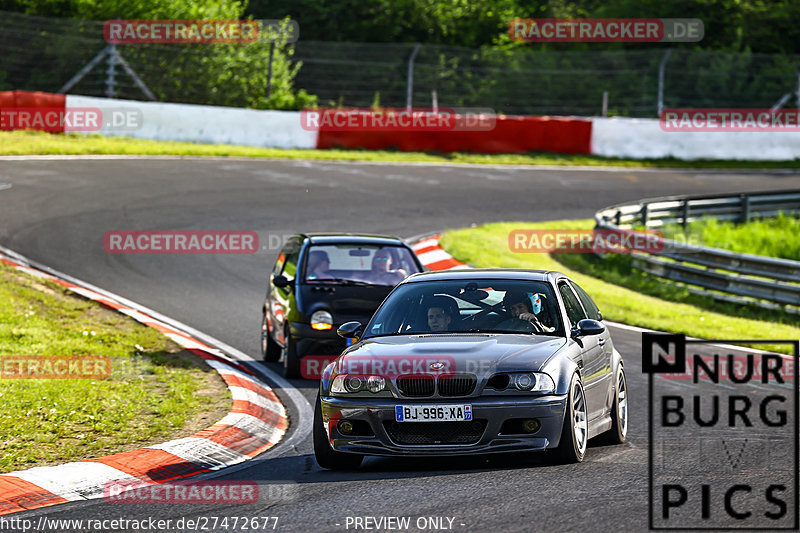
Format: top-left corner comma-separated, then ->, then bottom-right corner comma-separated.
395,404 -> 472,422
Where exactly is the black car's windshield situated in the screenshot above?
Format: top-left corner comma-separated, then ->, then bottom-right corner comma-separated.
363,279 -> 564,338
303,244 -> 420,286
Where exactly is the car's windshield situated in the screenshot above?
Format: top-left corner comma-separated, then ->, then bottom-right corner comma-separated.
303,243 -> 419,286
363,279 -> 563,337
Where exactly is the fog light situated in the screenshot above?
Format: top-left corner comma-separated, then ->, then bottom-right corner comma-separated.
338,420 -> 354,434
522,419 -> 540,433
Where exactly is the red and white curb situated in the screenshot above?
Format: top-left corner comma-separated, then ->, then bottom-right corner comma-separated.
0,250 -> 288,516
411,235 -> 469,271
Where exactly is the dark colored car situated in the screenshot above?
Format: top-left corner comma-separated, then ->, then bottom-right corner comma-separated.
313,269 -> 627,469
261,233 -> 424,378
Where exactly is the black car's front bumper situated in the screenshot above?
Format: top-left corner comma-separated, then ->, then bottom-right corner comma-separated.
320,395 -> 568,456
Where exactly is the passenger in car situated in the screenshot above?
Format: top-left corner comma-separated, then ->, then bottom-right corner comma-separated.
367,248 -> 408,285
498,291 -> 554,332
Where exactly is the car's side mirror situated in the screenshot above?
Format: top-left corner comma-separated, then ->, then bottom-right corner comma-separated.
272,275 -> 291,289
572,318 -> 605,338
337,321 -> 363,339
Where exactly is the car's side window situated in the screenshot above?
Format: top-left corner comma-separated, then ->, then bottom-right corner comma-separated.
558,282 -> 587,328
280,238 -> 302,281
570,281 -> 602,321
272,250 -> 288,276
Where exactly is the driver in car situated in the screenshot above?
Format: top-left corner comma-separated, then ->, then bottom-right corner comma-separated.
497,291 -> 553,332
426,296 -> 457,332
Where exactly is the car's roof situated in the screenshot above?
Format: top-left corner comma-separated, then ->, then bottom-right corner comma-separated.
402,268 -> 564,283
302,233 -> 408,246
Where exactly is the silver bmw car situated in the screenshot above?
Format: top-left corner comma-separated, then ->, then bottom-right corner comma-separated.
313,269 -> 628,469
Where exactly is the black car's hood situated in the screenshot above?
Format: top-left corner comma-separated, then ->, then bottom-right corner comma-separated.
338,334 -> 567,378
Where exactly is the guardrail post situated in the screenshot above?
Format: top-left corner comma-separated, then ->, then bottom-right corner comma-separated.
682,199 -> 690,230
641,203 -> 649,228
740,194 -> 750,224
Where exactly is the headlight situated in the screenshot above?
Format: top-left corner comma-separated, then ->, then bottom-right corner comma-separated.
310,310 -> 333,330
508,372 -> 555,393
367,376 -> 386,393
331,374 -> 386,394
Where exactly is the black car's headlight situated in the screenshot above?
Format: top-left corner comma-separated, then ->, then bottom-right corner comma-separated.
310,310 -> 333,331
331,374 -> 386,393
507,372 -> 556,393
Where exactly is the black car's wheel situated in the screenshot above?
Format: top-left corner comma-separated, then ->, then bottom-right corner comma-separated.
313,392 -> 363,470
555,373 -> 588,463
261,313 -> 281,362
282,329 -> 302,379
604,364 -> 628,444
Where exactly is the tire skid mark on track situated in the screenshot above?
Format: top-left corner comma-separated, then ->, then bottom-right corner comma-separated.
0,249 -> 288,517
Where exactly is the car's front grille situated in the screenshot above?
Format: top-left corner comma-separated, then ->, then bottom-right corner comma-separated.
437,373 -> 477,396
383,420 -> 487,445
395,373 -> 478,397
396,375 -> 435,397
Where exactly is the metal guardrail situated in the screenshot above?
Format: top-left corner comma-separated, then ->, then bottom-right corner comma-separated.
595,190 -> 800,311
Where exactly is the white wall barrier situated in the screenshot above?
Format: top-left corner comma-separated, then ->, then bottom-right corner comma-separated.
591,117 -> 800,161
65,95 -> 318,150
63,95 -> 800,160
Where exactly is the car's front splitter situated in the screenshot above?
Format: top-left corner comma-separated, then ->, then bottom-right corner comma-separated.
321,395 -> 567,456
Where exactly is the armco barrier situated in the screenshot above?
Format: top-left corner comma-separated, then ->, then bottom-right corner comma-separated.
317,114 -> 593,154
595,190 -> 800,311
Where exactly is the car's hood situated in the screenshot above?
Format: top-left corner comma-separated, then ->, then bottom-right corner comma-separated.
336,334 -> 567,378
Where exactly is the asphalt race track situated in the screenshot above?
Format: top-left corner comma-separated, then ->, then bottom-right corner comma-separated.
1,157 -> 799,532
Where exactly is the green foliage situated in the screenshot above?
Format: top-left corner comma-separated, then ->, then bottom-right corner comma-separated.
246,0 -> 800,54
0,0 -> 245,19
661,214 -> 800,261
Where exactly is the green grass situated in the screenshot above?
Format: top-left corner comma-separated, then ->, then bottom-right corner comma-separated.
661,213 -> 800,261
0,263 -> 231,473
3,130 -> 800,169
439,220 -> 800,354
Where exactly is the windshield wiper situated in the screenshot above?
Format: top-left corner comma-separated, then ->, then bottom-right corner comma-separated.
311,278 -> 377,287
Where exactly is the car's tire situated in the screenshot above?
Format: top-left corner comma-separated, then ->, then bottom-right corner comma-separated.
554,373 -> 588,463
313,392 -> 364,470
282,329 -> 302,379
603,364 -> 628,445
261,313 -> 281,362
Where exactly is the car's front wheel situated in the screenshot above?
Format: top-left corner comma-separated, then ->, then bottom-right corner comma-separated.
282,329 -> 302,379
604,364 -> 628,444
261,313 -> 281,362
554,373 -> 588,463
313,392 -> 364,470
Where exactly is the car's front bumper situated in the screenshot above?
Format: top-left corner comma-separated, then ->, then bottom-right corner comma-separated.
320,395 -> 568,456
